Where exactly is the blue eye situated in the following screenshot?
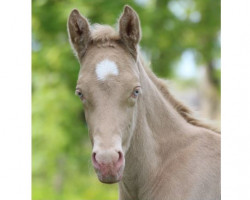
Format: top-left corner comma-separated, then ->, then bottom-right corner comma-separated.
132,87 -> 140,98
75,90 -> 84,99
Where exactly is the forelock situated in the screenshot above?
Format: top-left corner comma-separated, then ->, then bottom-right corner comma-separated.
90,24 -> 120,44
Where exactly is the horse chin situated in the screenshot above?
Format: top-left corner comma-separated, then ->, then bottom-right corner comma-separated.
98,175 -> 122,184
95,166 -> 124,184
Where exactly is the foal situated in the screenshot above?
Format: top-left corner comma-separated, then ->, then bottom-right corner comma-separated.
67,5 -> 220,200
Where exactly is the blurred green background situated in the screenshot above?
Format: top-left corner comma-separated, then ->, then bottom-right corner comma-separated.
32,0 -> 220,199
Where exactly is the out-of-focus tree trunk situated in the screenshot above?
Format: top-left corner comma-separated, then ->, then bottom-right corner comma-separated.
199,64 -> 221,128
53,155 -> 65,194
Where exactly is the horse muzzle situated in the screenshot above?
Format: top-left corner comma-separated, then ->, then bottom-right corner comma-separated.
92,150 -> 124,183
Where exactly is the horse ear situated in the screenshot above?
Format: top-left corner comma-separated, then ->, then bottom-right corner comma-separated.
119,5 -> 141,59
67,9 -> 91,60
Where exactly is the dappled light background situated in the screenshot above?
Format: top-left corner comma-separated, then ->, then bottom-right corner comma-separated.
32,0 -> 220,199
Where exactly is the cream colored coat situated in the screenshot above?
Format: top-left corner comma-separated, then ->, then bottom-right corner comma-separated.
67,5 -> 221,200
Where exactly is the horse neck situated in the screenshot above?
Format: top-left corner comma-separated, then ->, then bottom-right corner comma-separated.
133,56 -> 192,146
120,57 -> 195,197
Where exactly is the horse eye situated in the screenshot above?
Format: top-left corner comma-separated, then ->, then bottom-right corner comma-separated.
75,90 -> 84,100
131,87 -> 140,98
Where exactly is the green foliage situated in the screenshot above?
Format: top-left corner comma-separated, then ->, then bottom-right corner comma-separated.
32,0 -> 220,199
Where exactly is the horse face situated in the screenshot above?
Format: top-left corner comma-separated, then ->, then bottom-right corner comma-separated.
68,5 -> 141,183
75,46 -> 140,183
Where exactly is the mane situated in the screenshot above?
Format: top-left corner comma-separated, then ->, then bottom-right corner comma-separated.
139,56 -> 220,134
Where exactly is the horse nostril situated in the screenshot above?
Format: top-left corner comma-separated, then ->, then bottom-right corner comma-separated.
92,152 -> 99,168
116,151 -> 123,168
92,152 -> 97,161
117,151 -> 123,162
